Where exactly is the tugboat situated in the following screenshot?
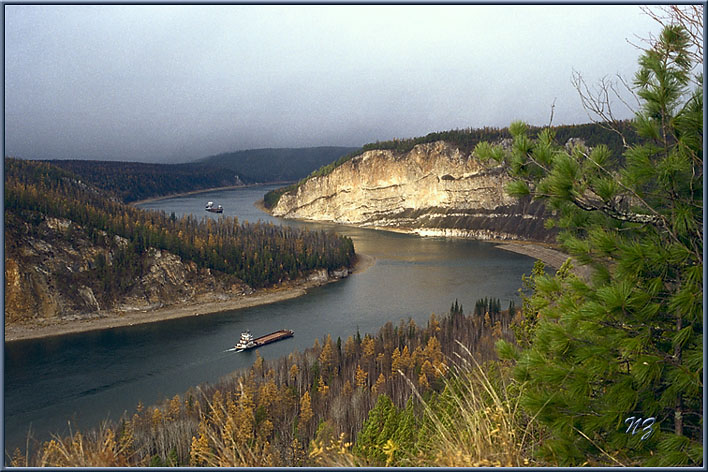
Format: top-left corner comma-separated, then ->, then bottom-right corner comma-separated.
205,201 -> 223,213
233,329 -> 294,352
234,330 -> 256,352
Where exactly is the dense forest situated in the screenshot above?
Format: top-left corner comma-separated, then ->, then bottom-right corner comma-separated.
5,158 -> 355,309
197,146 -> 358,184
263,120 -> 640,209
47,159 -> 244,203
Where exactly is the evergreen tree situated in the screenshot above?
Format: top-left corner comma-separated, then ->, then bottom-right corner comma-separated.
353,394 -> 398,464
390,399 -> 418,463
490,25 -> 702,466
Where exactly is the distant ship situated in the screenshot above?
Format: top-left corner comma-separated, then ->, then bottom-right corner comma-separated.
234,329 -> 294,352
205,201 -> 223,213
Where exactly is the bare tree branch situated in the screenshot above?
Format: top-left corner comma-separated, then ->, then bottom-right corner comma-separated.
615,74 -> 642,110
640,5 -> 703,64
571,70 -> 631,149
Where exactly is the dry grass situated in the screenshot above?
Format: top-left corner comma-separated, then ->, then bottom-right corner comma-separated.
187,383 -> 279,467
31,421 -> 138,467
312,341 -> 543,467
309,432 -> 367,467
409,342 -> 540,466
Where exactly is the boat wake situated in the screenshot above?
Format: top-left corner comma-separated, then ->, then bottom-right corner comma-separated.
223,347 -> 238,352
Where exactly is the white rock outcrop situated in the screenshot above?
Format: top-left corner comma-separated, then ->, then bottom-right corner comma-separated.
272,141 -> 553,242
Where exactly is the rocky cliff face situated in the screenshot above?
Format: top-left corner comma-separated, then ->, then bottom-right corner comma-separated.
4,215 -> 256,326
272,141 -> 554,242
5,214 -> 351,330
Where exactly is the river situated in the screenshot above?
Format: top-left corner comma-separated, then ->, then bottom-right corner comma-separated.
4,184 -> 537,454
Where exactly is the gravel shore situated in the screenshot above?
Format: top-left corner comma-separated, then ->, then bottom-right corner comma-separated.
494,241 -> 592,279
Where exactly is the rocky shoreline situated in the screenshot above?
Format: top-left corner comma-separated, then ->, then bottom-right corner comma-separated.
260,197 -> 580,276
5,253 -> 374,343
494,241 -> 592,279
130,181 -> 294,206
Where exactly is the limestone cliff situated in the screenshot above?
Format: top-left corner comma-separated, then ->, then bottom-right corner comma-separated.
271,141 -> 554,242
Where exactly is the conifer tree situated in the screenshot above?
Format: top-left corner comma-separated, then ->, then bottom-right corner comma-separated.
488,25 -> 702,466
353,394 -> 398,464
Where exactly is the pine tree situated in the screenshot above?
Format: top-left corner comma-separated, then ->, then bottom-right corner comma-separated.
390,399 -> 418,464
353,394 -> 398,464
490,25 -> 702,466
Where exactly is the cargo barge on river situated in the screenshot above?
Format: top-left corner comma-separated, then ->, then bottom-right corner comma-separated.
234,329 -> 294,352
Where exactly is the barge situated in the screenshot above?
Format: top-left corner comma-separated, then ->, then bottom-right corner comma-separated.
234,329 -> 294,352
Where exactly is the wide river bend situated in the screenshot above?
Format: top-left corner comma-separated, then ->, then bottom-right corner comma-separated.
5,185 -> 537,453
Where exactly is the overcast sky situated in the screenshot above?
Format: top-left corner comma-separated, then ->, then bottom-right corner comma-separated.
5,5 -> 663,163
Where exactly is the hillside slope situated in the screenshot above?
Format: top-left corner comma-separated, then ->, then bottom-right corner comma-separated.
48,159 -> 243,203
197,146 -> 358,183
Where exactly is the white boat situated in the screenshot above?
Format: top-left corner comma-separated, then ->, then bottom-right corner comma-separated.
234,330 -> 256,352
205,201 -> 223,213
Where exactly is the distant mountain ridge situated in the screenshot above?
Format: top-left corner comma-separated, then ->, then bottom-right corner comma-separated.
47,159 -> 243,203
196,146 -> 358,184
41,146 -> 357,203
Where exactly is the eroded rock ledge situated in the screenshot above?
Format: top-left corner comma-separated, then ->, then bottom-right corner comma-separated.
271,141 -> 555,242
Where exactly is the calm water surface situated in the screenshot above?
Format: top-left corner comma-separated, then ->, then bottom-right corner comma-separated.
5,185 -> 536,452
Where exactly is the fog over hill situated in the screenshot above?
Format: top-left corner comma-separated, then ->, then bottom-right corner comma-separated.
196,147 -> 358,184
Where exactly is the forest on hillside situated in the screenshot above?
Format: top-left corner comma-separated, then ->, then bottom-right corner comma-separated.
47,160 -> 244,203
353,120 -> 637,158
5,158 -> 355,310
197,146 -> 358,184
44,147 -> 358,204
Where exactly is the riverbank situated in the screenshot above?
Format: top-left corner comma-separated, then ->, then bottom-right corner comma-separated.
258,201 -> 582,278
494,241 -> 592,279
259,201 -> 585,279
131,182 -> 294,206
5,254 -> 374,343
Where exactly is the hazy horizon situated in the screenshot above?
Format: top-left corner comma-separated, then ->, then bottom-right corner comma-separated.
5,5 -> 662,163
